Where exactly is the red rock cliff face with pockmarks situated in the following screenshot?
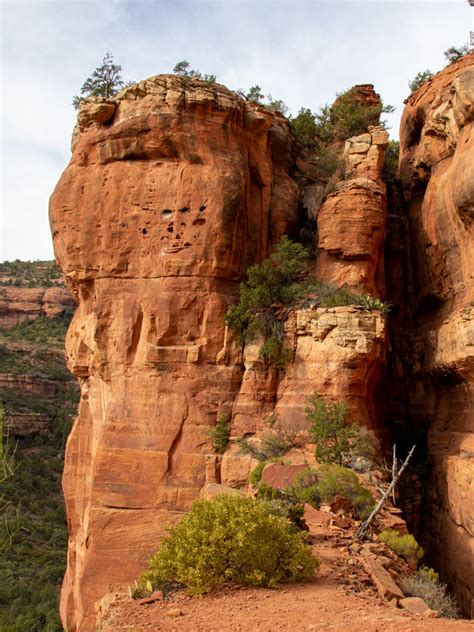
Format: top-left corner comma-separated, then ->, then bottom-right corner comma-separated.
388,53 -> 474,616
50,76 -> 389,631
50,75 -> 300,631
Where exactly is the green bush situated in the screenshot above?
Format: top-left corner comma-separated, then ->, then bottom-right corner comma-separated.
357,295 -> 391,317
208,414 -> 230,454
225,236 -> 311,365
290,468 -> 321,508
316,463 -> 374,519
378,529 -> 424,562
306,392 -> 363,466
255,483 -> 306,531
444,44 -> 472,65
382,139 -> 399,185
138,495 -> 318,595
408,70 -> 433,93
400,568 -> 460,618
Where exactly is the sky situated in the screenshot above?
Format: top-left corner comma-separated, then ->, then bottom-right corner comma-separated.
0,0 -> 472,262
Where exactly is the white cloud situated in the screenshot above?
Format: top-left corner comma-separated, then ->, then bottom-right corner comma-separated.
1,0 -> 471,261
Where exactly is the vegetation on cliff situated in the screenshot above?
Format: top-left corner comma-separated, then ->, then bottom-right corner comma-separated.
137,494 -> 318,596
0,285 -> 78,631
0,260 -> 62,288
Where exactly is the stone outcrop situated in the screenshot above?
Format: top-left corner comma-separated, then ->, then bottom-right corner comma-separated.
0,285 -> 74,328
315,127 -> 388,295
50,76 -> 390,630
387,53 -> 474,616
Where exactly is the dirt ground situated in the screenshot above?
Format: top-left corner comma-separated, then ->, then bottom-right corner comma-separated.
99,527 -> 474,632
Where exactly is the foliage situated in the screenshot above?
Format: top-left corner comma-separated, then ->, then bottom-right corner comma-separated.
382,139 -> 400,185
266,96 -> 289,115
378,529 -> 424,562
255,484 -> 306,531
444,44 -> 472,65
357,295 -> 391,317
408,70 -> 433,93
400,568 -> 460,618
238,432 -> 292,461
73,52 -> 126,109
306,392 -> 362,466
225,236 -> 310,366
0,260 -> 61,288
138,495 -> 318,595
249,460 -> 268,488
173,60 -> 216,84
290,468 -> 321,508
316,464 -> 374,519
209,414 -> 230,455
0,312 -> 79,631
245,85 -> 265,103
289,108 -> 319,148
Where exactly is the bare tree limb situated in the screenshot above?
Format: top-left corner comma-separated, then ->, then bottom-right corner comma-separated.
356,444 -> 416,541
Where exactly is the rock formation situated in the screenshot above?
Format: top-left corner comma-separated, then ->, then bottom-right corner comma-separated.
50,77 -> 389,630
387,53 -> 474,616
50,55 -> 473,630
0,285 -> 74,328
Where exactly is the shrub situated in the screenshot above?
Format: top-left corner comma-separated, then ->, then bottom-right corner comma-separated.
444,44 -> 472,65
249,460 -> 268,487
225,236 -> 311,365
400,568 -> 460,618
239,431 -> 292,461
290,468 -> 321,508
357,295 -> 391,317
316,463 -> 374,519
408,70 -> 433,93
208,414 -> 230,455
138,495 -> 318,595
306,392 -> 363,466
382,139 -> 399,185
378,529 -> 424,562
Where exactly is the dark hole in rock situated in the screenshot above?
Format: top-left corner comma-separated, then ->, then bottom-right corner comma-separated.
193,218 -> 206,227
199,205 -> 206,212
142,228 -> 147,235
162,209 -> 173,219
184,242 -> 191,247
179,207 -> 190,213
167,226 -> 174,233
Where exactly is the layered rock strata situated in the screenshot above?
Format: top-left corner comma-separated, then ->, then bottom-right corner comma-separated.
51,76 -> 389,630
0,285 -> 75,328
388,53 -> 474,616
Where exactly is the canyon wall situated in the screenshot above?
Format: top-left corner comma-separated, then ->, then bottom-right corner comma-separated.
50,78 -> 388,630
387,53 -> 474,616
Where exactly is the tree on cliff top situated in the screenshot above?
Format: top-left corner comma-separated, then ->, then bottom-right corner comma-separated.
73,52 -> 126,109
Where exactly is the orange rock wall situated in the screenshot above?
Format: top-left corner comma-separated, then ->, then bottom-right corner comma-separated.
50,76 -> 390,631
0,286 -> 74,328
391,53 -> 474,616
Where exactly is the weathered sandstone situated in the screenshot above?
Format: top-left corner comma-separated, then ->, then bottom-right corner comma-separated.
389,53 -> 474,616
0,285 -> 74,328
51,76 -> 389,630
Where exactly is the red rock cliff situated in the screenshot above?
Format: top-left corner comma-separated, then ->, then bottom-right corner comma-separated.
387,53 -> 474,616
50,76 -> 390,630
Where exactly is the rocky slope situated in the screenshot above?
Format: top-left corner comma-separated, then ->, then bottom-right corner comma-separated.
387,52 -> 474,617
50,56 -> 473,630
0,263 -> 79,631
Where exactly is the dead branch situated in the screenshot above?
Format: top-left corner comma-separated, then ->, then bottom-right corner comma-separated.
355,444 -> 416,541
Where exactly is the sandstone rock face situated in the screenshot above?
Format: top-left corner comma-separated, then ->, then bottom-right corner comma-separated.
0,285 -> 74,328
51,76 -> 391,631
390,53 -> 474,616
50,76 -> 300,631
316,127 -> 388,295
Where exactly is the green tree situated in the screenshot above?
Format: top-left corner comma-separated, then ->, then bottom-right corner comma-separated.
246,85 -> 264,103
306,392 -> 361,465
444,43 -> 472,65
73,52 -> 125,109
408,70 -> 434,93
225,236 -> 310,365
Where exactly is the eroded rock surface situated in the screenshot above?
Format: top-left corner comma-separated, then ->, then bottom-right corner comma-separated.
51,75 -> 391,630
389,53 -> 474,616
0,286 -> 74,328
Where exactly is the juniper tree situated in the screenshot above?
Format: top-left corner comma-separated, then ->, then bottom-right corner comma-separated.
73,52 -> 125,109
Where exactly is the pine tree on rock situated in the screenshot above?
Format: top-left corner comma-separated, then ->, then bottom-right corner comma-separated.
73,52 -> 125,109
